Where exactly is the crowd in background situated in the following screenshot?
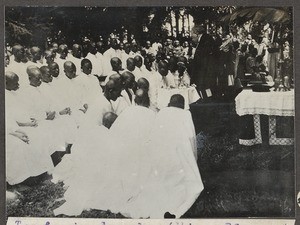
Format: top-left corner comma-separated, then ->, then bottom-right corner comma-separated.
5,22 -> 293,102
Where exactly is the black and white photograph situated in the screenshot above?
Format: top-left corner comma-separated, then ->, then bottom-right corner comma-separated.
4,5 -> 295,219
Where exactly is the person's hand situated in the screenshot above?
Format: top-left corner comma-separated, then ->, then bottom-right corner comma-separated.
29,118 -> 38,127
46,111 -> 56,120
191,84 -> 197,88
79,104 -> 88,113
9,130 -> 29,144
59,107 -> 71,115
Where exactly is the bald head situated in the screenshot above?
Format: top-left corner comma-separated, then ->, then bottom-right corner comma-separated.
109,73 -> 123,90
121,71 -> 135,89
27,66 -> 42,87
40,66 -> 52,83
44,50 -> 55,64
64,61 -> 76,79
104,79 -> 120,101
110,39 -> 118,49
168,94 -> 185,109
110,57 -> 122,72
124,43 -> 131,54
126,58 -> 135,72
144,56 -> 152,71
52,42 -> 58,52
158,60 -> 168,76
72,44 -> 82,58
102,112 -> 118,129
30,46 -> 41,62
81,58 -> 92,75
134,89 -> 150,108
58,44 -> 68,59
5,71 -> 19,91
49,62 -> 60,77
12,44 -> 23,54
26,65 -> 39,74
12,44 -> 25,62
137,77 -> 149,91
134,55 -> 143,68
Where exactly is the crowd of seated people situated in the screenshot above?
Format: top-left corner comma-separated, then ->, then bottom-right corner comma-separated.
5,35 -> 204,218
5,27 -> 293,217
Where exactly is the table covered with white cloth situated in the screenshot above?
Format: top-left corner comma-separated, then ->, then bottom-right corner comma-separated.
157,87 -> 200,110
235,89 -> 294,146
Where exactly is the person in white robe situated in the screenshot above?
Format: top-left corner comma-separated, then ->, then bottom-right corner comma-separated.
123,57 -> 141,81
133,55 -> 145,80
85,41 -> 104,77
55,44 -> 69,77
129,42 -> 143,60
54,61 -> 88,142
103,57 -> 123,85
136,77 -> 158,111
36,66 -> 74,154
5,70 -> 54,185
121,43 -> 131,69
26,46 -> 43,67
120,71 -> 135,106
155,60 -> 176,89
43,50 -> 55,66
50,74 -> 115,185
107,75 -> 131,115
177,61 -> 191,87
76,59 -> 102,105
120,94 -> 203,218
54,90 -> 155,217
53,112 -> 118,216
6,71 -> 33,185
103,39 -> 121,75
67,44 -> 83,72
6,45 -> 28,89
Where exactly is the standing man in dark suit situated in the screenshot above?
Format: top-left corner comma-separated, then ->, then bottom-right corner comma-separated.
190,24 -> 215,100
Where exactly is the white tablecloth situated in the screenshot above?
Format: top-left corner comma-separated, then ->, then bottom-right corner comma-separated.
235,89 -> 294,146
235,89 -> 294,116
157,87 -> 200,110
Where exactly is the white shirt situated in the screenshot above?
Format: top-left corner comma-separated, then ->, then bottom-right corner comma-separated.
85,53 -> 104,76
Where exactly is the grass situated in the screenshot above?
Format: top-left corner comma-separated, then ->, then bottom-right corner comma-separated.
6,101 -> 295,218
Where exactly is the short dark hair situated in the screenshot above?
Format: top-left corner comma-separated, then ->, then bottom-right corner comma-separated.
168,94 -> 185,109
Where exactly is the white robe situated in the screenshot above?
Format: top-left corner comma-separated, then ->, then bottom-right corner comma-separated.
53,124 -> 116,216
103,48 -> 121,75
121,89 -> 135,106
6,61 -> 28,90
110,95 -> 131,115
54,105 -> 156,216
53,106 -> 202,218
54,57 -> 67,78
5,88 -> 54,185
121,107 -> 202,218
67,55 -> 82,73
85,53 -> 104,76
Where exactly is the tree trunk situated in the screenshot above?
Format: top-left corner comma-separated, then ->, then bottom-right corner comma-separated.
175,9 -> 180,38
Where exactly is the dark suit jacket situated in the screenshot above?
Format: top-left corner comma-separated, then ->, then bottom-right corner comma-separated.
191,33 -> 215,91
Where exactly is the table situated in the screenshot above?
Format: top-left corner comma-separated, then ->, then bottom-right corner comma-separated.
235,89 -> 294,146
157,87 -> 200,110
